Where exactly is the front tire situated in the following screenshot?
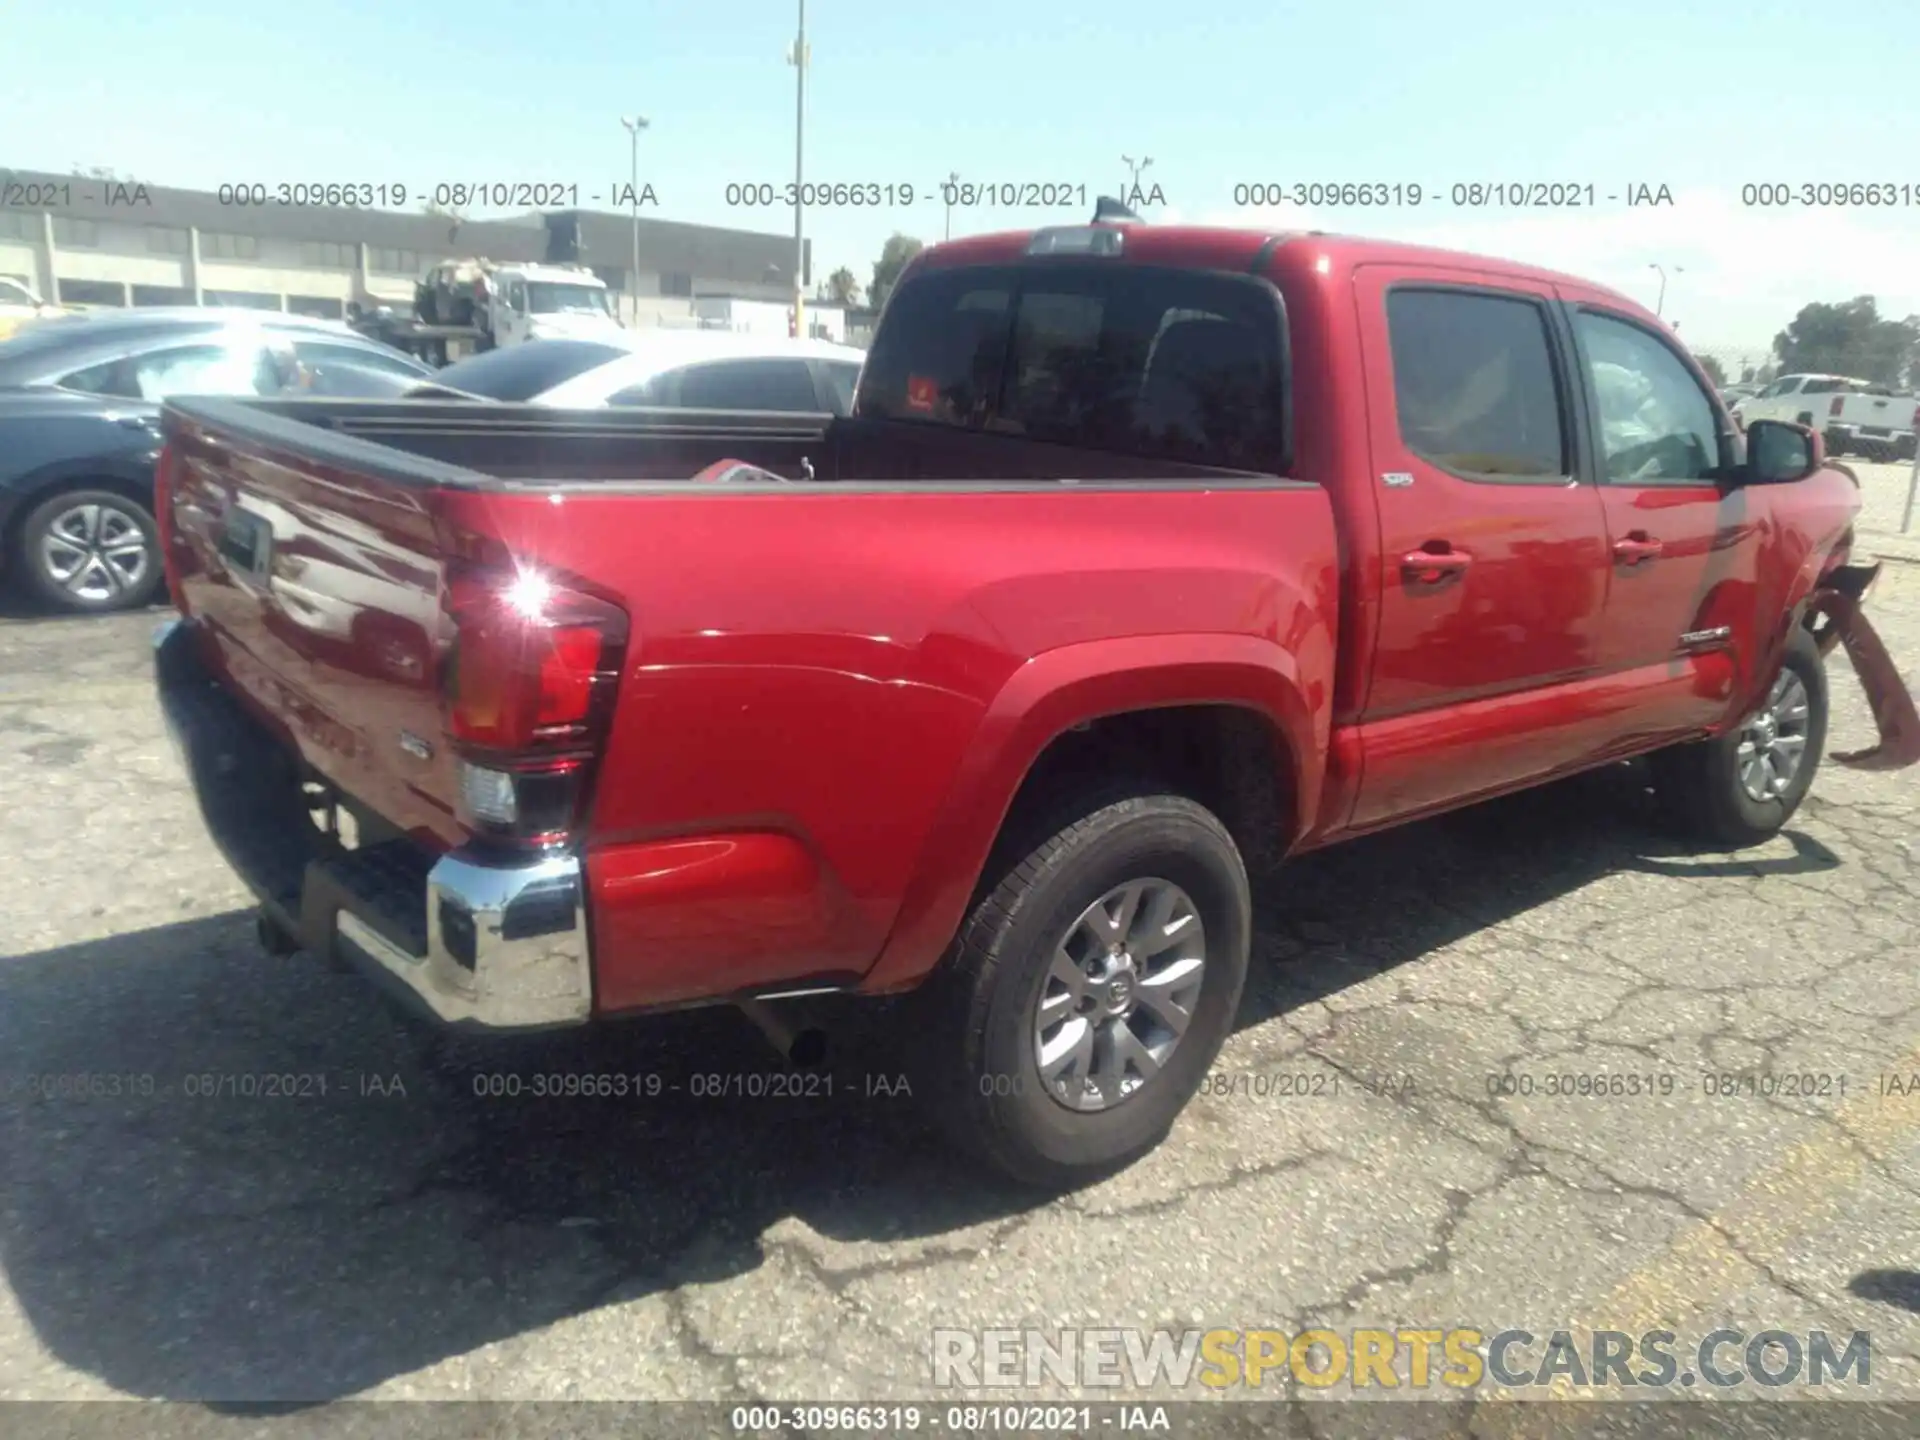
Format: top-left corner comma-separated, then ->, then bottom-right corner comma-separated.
16,488 -> 162,613
1650,626 -> 1828,847
916,786 -> 1251,1189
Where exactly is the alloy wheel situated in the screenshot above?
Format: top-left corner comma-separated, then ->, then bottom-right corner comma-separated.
38,501 -> 152,604
1032,878 -> 1208,1113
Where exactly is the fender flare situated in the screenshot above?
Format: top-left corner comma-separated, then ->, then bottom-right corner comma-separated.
859,631 -> 1327,992
1723,528 -> 1852,728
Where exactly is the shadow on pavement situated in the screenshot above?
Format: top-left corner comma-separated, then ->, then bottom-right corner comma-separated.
1230,757 -> 1838,1027
1848,1268 -> 1920,1314
0,759 -> 1844,1403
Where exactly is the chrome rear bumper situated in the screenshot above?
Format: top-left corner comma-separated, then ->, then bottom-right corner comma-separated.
154,617 -> 593,1030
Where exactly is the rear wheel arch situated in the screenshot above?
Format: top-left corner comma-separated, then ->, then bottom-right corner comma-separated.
990,703 -> 1300,887
863,637 -> 1323,993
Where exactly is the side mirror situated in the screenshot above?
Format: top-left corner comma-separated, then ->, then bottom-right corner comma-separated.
1743,419 -> 1821,484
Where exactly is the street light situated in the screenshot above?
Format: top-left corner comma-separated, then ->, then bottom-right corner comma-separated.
787,2 -> 809,338
1121,154 -> 1152,201
1649,262 -> 1683,319
945,170 -> 959,241
621,115 -> 650,326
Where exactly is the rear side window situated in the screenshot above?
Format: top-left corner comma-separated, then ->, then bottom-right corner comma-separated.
294,339 -> 428,379
1385,289 -> 1567,480
822,360 -> 861,414
857,264 -> 1287,472
426,340 -> 629,400
676,358 -> 822,411
61,342 -> 272,400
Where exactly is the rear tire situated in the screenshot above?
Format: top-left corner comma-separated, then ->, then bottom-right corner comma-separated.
16,488 -> 162,614
914,784 -> 1250,1190
1650,626 -> 1827,848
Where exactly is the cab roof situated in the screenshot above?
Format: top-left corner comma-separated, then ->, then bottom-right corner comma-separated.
914,222 -> 1650,320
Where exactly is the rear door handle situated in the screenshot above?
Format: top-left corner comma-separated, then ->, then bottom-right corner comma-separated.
1400,545 -> 1472,586
1613,534 -> 1664,566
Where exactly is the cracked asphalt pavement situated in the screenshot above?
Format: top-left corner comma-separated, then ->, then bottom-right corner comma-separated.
1,470 -> 1918,1417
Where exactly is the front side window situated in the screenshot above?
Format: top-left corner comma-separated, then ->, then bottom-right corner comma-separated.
1574,311 -> 1721,483
1385,288 -> 1567,481
858,264 -> 1286,472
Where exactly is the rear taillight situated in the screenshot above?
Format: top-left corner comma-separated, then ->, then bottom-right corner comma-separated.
1829,396 -> 1846,417
441,564 -> 628,848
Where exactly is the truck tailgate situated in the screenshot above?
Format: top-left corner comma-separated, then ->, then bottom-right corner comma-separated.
1839,392 -> 1915,435
162,413 -> 467,848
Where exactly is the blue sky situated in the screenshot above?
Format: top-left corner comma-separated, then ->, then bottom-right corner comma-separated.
5,0 -> 1917,355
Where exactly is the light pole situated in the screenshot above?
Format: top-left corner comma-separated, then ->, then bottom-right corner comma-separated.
1122,154 -> 1152,202
787,2 -> 809,338
621,115 -> 649,326
1650,262 -> 1683,319
1904,448 -> 1919,532
945,169 -> 959,240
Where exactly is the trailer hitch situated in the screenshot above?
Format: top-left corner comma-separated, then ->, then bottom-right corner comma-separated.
1805,563 -> 1920,772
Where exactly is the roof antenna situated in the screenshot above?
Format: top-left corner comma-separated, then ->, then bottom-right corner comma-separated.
1092,196 -> 1144,225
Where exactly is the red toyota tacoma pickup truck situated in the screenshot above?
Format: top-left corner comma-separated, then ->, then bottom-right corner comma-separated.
153,206 -> 1920,1187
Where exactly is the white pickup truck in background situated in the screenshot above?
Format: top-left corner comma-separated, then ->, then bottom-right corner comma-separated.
1733,372 -> 1919,461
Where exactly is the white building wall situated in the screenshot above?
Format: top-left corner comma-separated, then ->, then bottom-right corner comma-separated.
0,202 -> 804,324
0,240 -> 39,289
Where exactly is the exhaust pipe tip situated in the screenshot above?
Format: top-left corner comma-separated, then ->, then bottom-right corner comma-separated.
788,1028 -> 829,1070
738,996 -> 832,1069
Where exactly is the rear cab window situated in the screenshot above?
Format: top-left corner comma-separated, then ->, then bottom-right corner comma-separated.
856,262 -> 1288,473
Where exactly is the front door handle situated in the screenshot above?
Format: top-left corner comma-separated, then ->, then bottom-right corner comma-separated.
1613,534 -> 1664,567
1400,545 -> 1472,586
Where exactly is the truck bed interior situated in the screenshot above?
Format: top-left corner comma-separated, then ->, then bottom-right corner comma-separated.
169,396 -> 1285,489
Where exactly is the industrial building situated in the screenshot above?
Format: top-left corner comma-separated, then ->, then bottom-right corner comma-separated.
0,166 -> 816,330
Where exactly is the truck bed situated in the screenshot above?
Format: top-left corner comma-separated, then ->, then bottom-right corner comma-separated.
158,395 -> 1338,1011
173,395 -> 1289,486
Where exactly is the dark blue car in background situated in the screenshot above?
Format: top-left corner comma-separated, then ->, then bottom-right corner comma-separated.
0,309 -> 431,613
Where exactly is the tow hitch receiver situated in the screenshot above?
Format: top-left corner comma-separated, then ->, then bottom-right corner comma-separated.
1806,564 -> 1920,771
